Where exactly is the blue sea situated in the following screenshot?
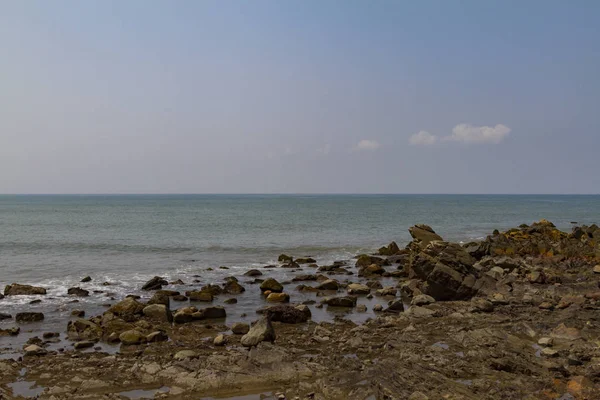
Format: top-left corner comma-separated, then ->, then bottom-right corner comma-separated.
0,194 -> 599,348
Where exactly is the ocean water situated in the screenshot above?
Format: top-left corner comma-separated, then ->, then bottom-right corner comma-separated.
0,194 -> 599,349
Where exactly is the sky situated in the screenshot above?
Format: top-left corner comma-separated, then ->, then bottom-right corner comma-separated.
1,1 -> 599,194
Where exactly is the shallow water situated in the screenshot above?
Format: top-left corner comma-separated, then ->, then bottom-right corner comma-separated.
118,386 -> 170,399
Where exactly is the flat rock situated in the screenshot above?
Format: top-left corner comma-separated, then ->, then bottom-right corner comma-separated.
5,283 -> 46,296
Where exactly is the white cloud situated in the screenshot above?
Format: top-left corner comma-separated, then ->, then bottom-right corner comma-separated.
316,144 -> 331,155
354,139 -> 380,151
409,130 -> 438,146
446,123 -> 511,144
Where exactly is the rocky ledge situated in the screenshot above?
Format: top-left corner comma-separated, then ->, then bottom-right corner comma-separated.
0,220 -> 599,399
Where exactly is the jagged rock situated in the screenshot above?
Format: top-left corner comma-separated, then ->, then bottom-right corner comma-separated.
68,287 -> 89,297
188,291 -> 213,302
16,312 -> 44,323
241,316 -> 276,347
260,278 -> 283,293
108,298 -> 145,321
355,255 -> 390,268
347,283 -> 370,295
4,283 -> 46,296
148,291 -> 170,307
231,322 -> 250,334
141,276 -> 168,291
378,241 -> 400,256
409,224 -> 443,248
81,276 -> 92,283
67,319 -> 102,340
316,279 -> 339,291
323,296 -> 357,308
278,254 -> 293,263
266,293 -> 290,303
119,330 -> 145,345
223,279 -> 245,294
142,304 -> 173,323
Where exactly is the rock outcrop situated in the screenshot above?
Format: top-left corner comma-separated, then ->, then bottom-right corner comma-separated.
4,283 -> 46,296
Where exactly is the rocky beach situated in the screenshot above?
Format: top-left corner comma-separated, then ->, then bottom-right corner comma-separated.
1,219 -> 600,399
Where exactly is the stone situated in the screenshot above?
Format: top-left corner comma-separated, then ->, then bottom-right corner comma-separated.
539,301 -> 554,310
490,293 -> 509,305
213,334 -> 226,346
16,312 -> 44,323
385,299 -> 405,313
538,337 -> 554,347
200,284 -> 224,296
409,224 -> 443,247
358,263 -> 385,276
376,287 -> 397,297
148,292 -> 171,307
295,304 -> 312,319
541,347 -> 558,357
231,322 -> 250,334
142,304 -> 173,323
174,350 -> 198,360
323,296 -> 357,308
244,269 -> 263,276
527,271 -> 546,284
550,323 -> 581,341
108,297 -> 145,320
0,313 -> 12,320
471,298 -> 494,313
146,331 -> 168,343
71,310 -> 85,317
194,306 -> 226,320
411,294 -> 435,306
223,278 -> 245,294
355,255 -> 389,268
241,316 -> 276,347
4,283 -> 46,296
0,327 -> 20,336
486,266 -> 505,280
74,341 -> 95,350
141,276 -> 168,291
261,305 -> 309,324
267,292 -> 290,303
292,274 -> 317,281
224,298 -> 238,304
593,265 -> 600,274
347,283 -> 370,295
81,276 -> 92,282
378,241 -> 401,256
373,304 -> 383,312
278,254 -> 293,263
260,278 -> 283,293
316,279 -> 339,291
173,307 -> 196,324
296,257 -> 316,264
119,330 -> 146,345
67,319 -> 102,340
188,291 -> 214,302
24,344 -> 47,356
357,304 -> 367,312
172,295 -> 188,301
67,287 -> 89,297
408,392 -> 429,400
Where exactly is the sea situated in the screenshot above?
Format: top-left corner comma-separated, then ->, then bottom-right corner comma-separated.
1,194 -> 599,353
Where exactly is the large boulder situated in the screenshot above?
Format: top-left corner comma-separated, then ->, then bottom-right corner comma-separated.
141,276 -> 168,291
16,312 -> 44,323
67,319 -> 102,340
4,284 -> 46,296
241,316 -> 276,347
408,224 -> 443,248
260,278 -> 283,293
262,305 -> 309,324
378,241 -> 401,256
142,304 -> 173,323
119,330 -> 146,345
68,287 -> 89,297
409,241 -> 478,301
107,297 -> 145,321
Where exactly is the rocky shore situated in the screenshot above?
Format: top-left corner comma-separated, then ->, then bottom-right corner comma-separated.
1,220 -> 600,399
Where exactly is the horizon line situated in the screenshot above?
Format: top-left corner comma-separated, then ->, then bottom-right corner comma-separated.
1,193 -> 600,196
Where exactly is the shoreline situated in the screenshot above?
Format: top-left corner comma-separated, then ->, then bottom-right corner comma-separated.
0,219 -> 599,399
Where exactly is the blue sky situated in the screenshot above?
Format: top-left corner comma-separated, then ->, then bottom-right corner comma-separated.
1,1 -> 599,193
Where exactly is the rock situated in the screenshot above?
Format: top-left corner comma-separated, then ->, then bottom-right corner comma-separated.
146,331 -> 168,343
68,287 -> 89,297
550,323 -> 581,341
241,316 -> 276,347
0,313 -> 12,320
266,293 -> 290,303
4,283 -> 47,296
188,291 -> 214,302
42,332 -> 58,339
67,319 -> 102,340
24,344 -> 47,356
224,298 -> 238,304
376,287 -> 397,297
411,294 -> 435,306
16,312 -> 44,323
357,304 -> 367,312
199,284 -> 224,296
213,334 -> 226,346
378,241 -> 401,256
323,296 -> 357,308
141,276 -> 168,291
0,327 -> 20,336
408,392 -> 429,400
174,350 -> 198,360
593,265 -> 600,274
81,276 -> 92,283
409,224 -> 443,247
486,266 -> 505,280
295,304 -> 312,319
108,297 -> 145,321
541,347 -> 558,357
538,301 -> 554,310
373,304 -> 383,312
142,304 -> 173,323
293,274 -> 317,282
74,341 -> 95,350
471,298 -> 494,313
296,257 -> 316,264
527,270 -> 546,284
316,279 -> 339,291
355,255 -> 389,268
359,263 -> 386,277
173,307 -> 196,324
260,278 -> 283,293
261,305 -> 309,324
367,281 -> 383,289
278,254 -> 293,263
281,261 -> 300,269
119,330 -> 145,345
490,293 -> 509,305
231,322 -> 250,334
409,242 -> 478,301
347,283 -> 370,295
538,337 -> 554,347
244,269 -> 263,277
407,306 -> 436,317
172,295 -> 188,301
193,306 -> 226,320
385,299 -> 405,313
71,310 -> 85,317
223,279 -> 245,294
